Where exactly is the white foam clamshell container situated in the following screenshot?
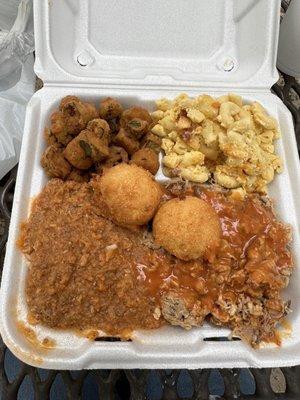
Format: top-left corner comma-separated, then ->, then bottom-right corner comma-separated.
1,0 -> 300,369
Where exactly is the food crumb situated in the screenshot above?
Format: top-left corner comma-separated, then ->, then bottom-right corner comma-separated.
153,307 -> 161,320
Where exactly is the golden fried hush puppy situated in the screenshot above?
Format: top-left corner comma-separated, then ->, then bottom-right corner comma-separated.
99,163 -> 162,226
41,144 -> 71,179
153,196 -> 221,261
99,97 -> 123,119
130,148 -> 159,175
120,107 -> 152,139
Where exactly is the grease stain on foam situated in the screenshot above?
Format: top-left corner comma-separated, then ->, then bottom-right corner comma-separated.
6,309 -> 57,366
278,319 -> 292,340
16,320 -> 56,351
75,328 -> 133,342
77,329 -> 99,341
7,272 -> 56,365
6,340 -> 44,366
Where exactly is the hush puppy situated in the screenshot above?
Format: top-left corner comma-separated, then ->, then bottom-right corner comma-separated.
153,196 -> 221,261
99,163 -> 162,226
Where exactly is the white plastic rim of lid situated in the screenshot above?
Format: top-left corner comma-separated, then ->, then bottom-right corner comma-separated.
33,0 -> 281,89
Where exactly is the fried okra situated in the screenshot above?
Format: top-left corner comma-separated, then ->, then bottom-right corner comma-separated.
120,107 -> 152,139
60,96 -> 98,134
49,96 -> 98,145
41,144 -> 71,179
107,118 -> 120,135
99,97 -> 123,120
86,118 -> 110,145
141,131 -> 162,154
50,111 -> 71,145
64,128 -> 110,170
42,96 -> 156,181
97,146 -> 129,173
63,134 -> 93,170
130,148 -> 159,175
44,127 -> 57,145
67,168 -> 90,183
114,128 -> 140,155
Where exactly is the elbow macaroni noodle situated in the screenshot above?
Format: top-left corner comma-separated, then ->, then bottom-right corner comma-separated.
151,93 -> 282,193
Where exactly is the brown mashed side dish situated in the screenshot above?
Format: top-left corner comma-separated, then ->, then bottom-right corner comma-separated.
18,178 -> 292,347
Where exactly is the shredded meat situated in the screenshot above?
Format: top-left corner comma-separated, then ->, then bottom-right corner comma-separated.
161,289 -> 209,329
165,182 -> 293,347
18,180 -> 293,346
19,180 -> 163,336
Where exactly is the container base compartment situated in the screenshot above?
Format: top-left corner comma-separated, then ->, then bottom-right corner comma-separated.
1,86 -> 300,369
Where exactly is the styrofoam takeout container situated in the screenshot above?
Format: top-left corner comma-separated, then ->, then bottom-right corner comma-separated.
1,0 -> 300,369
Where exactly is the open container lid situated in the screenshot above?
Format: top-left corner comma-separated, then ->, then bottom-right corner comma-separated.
34,0 -> 281,90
